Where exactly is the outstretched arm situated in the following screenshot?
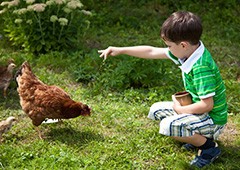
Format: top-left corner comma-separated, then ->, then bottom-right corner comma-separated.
98,46 -> 169,60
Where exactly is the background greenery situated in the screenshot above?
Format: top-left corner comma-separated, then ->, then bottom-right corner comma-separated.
0,0 -> 239,169
0,0 -> 92,53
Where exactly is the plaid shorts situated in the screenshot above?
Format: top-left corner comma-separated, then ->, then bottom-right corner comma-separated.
148,102 -> 225,140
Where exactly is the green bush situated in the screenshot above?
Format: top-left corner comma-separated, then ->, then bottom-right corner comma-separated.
0,0 -> 91,53
67,50 -> 182,93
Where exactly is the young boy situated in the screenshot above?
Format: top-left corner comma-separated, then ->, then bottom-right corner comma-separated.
98,11 -> 227,168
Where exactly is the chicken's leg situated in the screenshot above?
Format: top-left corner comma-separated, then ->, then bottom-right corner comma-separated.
35,126 -> 43,140
3,83 -> 9,98
3,89 -> 7,98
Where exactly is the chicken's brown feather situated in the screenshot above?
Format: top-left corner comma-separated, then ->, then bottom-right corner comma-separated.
16,61 -> 91,127
0,67 -> 7,74
0,60 -> 16,97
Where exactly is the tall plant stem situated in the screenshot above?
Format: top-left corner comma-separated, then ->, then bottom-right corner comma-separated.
34,13 -> 45,43
53,22 -> 55,35
58,25 -> 64,42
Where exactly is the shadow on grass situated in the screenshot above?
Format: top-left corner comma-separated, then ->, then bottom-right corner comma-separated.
45,126 -> 104,147
219,145 -> 240,164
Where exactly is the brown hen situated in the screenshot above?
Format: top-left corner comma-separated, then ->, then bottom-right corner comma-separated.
0,59 -> 16,98
15,61 -> 91,139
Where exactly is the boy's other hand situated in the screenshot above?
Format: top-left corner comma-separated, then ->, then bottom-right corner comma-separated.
172,95 -> 182,114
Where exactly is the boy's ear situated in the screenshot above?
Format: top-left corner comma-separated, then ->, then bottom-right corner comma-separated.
180,41 -> 189,49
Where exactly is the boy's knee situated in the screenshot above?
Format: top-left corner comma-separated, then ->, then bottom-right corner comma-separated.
148,102 -> 174,120
149,102 -> 161,113
148,102 -> 162,120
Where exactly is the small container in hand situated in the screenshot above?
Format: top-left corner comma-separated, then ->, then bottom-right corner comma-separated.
174,91 -> 192,106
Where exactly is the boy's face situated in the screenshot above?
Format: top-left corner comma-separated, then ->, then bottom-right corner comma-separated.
164,40 -> 188,59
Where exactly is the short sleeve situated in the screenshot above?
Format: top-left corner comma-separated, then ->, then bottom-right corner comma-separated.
164,48 -> 180,65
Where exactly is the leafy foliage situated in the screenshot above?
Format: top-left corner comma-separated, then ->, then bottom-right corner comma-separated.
66,50 -> 183,93
0,0 -> 91,53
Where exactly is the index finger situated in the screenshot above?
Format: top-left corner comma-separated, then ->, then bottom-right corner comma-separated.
98,50 -> 104,53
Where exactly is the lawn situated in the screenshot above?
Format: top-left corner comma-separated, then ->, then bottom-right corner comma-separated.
0,1 -> 240,169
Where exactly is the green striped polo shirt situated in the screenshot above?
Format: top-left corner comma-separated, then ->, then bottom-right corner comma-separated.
165,41 -> 228,125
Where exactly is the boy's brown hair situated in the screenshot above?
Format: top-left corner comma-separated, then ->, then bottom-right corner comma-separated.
161,11 -> 202,45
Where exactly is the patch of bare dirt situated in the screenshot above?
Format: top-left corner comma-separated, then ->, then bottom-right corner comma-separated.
219,122 -> 240,146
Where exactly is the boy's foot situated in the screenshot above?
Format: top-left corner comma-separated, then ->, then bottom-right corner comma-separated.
182,143 -> 197,151
190,143 -> 221,168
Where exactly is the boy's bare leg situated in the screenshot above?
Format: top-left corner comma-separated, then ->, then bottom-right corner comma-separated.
172,133 -> 207,147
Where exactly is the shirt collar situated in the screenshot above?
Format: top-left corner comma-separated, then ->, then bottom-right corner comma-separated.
179,41 -> 205,74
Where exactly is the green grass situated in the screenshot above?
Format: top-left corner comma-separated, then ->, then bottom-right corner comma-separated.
1,1 -> 240,169
1,87 -> 240,169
